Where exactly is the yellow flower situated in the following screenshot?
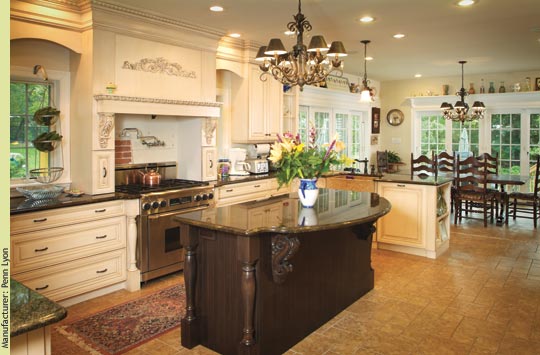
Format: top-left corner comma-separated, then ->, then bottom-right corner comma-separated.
335,140 -> 345,152
268,143 -> 282,163
296,143 -> 305,152
280,141 -> 294,153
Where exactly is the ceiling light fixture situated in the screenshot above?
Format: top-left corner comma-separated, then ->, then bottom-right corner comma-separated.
440,61 -> 485,122
359,16 -> 374,23
393,33 -> 405,39
256,0 -> 347,91
414,74 -> 422,78
360,40 -> 375,103
209,5 -> 223,12
457,0 -> 476,7
229,33 -> 241,38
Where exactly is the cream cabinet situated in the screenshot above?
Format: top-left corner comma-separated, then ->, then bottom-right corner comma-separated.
202,147 -> 217,181
376,181 -> 451,259
92,150 -> 115,194
232,65 -> 283,143
324,175 -> 376,192
230,199 -> 284,230
10,200 -> 128,302
216,178 -> 290,207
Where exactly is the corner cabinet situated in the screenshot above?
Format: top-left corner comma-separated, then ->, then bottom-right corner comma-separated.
376,181 -> 451,259
232,65 -> 283,143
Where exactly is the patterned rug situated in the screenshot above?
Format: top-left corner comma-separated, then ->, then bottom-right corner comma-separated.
55,284 -> 185,355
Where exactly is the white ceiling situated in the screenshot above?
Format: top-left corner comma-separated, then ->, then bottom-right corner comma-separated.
109,0 -> 540,81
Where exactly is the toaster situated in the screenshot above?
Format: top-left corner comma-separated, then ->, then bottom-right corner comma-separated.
246,158 -> 269,174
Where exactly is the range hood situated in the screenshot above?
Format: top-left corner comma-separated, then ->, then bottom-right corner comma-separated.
94,94 -> 221,117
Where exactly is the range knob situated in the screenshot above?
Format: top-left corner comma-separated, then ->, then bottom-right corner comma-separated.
142,203 -> 152,211
208,192 -> 214,200
195,195 -> 202,202
151,201 -> 160,209
160,200 -> 167,208
202,194 -> 209,200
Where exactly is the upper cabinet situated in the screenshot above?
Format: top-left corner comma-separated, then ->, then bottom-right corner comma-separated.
231,64 -> 283,143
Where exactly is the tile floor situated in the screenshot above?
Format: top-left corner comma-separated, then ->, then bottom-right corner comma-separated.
52,217 -> 540,355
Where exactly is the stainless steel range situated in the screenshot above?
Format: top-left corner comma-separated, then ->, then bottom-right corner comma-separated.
115,162 -> 214,282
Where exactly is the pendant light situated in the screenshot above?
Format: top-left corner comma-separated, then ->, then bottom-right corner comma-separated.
360,40 -> 374,102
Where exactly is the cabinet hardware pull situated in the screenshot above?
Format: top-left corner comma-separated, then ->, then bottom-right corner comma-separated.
35,285 -> 49,291
209,159 -> 213,168
96,268 -> 108,274
397,184 -> 406,187
34,247 -> 49,252
96,235 -> 107,239
95,209 -> 106,213
103,166 -> 107,178
33,218 -> 47,223
254,185 -> 261,188
226,189 -> 233,192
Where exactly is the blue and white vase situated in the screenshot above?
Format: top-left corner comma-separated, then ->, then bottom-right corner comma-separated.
298,178 -> 319,208
298,207 -> 318,226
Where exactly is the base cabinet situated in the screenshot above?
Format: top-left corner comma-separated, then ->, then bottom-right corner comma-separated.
376,181 -> 451,259
216,178 -> 290,206
11,327 -> 51,355
10,200 -> 128,302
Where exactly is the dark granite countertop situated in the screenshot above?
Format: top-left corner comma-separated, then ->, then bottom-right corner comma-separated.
375,174 -> 453,186
10,279 -> 67,337
10,192 -> 129,215
213,172 -> 278,187
174,188 -> 390,236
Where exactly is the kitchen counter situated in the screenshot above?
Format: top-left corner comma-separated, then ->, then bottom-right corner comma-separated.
174,189 -> 390,355
10,192 -> 126,215
375,173 -> 453,186
10,278 -> 67,337
213,172 -> 278,187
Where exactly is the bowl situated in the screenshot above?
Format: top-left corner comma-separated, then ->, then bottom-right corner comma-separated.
16,185 -> 64,200
30,167 -> 64,183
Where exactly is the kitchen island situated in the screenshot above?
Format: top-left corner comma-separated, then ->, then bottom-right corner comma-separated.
173,189 -> 390,355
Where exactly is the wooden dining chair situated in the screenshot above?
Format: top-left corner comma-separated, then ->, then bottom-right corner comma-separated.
506,156 -> 540,228
454,156 -> 497,227
411,152 -> 437,178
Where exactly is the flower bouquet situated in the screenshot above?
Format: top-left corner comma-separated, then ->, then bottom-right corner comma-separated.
269,125 -> 350,207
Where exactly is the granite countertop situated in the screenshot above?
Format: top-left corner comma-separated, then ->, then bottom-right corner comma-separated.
10,192 -> 124,215
213,172 -> 278,187
375,174 -> 454,186
174,188 -> 391,236
10,279 -> 67,337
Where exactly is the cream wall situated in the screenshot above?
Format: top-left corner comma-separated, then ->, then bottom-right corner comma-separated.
379,70 -> 540,164
11,39 -> 71,72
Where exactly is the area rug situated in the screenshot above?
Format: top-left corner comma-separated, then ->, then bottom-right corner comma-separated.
55,284 -> 185,355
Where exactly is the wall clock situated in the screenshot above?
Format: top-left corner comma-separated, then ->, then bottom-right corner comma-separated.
386,109 -> 404,126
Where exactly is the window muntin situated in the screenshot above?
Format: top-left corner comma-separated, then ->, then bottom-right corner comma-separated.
491,113 -> 521,175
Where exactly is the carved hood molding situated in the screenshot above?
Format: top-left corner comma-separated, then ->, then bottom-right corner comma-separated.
94,94 -> 221,117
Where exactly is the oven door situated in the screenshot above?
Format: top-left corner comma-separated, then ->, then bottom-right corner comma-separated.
141,206 -> 208,281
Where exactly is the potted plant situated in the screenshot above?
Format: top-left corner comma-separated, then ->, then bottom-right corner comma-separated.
387,150 -> 405,173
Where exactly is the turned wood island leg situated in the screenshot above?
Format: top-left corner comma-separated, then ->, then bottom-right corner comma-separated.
180,226 -> 200,349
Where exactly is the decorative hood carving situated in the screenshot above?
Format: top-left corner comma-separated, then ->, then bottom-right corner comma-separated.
94,94 -> 221,117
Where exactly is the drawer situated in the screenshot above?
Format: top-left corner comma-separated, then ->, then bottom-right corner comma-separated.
11,216 -> 126,274
14,249 -> 127,302
218,179 -> 270,200
11,200 -> 125,234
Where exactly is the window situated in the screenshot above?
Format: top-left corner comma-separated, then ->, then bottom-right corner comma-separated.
491,113 -> 521,175
419,114 -> 446,154
10,80 -> 53,180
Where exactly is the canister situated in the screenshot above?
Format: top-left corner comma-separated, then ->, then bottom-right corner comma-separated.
217,159 -> 231,178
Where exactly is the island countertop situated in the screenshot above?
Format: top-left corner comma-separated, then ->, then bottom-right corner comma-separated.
174,189 -> 390,236
10,279 -> 67,337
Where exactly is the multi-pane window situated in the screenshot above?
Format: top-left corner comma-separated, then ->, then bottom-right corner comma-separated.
350,113 -> 363,160
10,81 -> 52,180
491,113 -> 521,175
313,111 -> 330,147
334,113 -> 348,156
419,115 -> 446,154
451,120 -> 480,157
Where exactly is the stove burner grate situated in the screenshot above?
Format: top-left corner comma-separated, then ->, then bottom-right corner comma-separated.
115,179 -> 208,195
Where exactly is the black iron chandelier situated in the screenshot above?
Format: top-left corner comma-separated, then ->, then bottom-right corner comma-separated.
255,0 -> 347,91
440,61 -> 485,122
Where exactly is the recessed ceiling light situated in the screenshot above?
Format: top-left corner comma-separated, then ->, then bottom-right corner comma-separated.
359,16 -> 374,23
393,33 -> 405,39
210,5 -> 224,12
414,74 -> 422,78
457,0 -> 476,6
365,56 -> 373,61
229,33 -> 241,38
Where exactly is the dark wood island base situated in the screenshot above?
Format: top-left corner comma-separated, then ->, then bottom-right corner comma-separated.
175,190 -> 390,355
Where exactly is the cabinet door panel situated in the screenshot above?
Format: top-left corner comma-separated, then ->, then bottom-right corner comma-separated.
92,150 -> 115,194
202,147 -> 217,181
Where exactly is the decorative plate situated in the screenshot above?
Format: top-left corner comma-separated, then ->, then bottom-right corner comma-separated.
386,109 -> 404,126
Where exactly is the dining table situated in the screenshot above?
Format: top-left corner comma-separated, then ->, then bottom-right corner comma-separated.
487,174 -> 530,225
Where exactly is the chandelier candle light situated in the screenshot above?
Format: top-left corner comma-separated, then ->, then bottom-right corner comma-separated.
440,61 -> 485,122
255,0 -> 347,91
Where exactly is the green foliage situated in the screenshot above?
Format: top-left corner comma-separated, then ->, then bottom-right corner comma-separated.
387,151 -> 402,163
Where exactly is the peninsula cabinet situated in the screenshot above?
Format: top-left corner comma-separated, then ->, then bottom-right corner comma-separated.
376,176 -> 452,259
215,178 -> 290,207
232,64 -> 283,143
10,200 -> 128,303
